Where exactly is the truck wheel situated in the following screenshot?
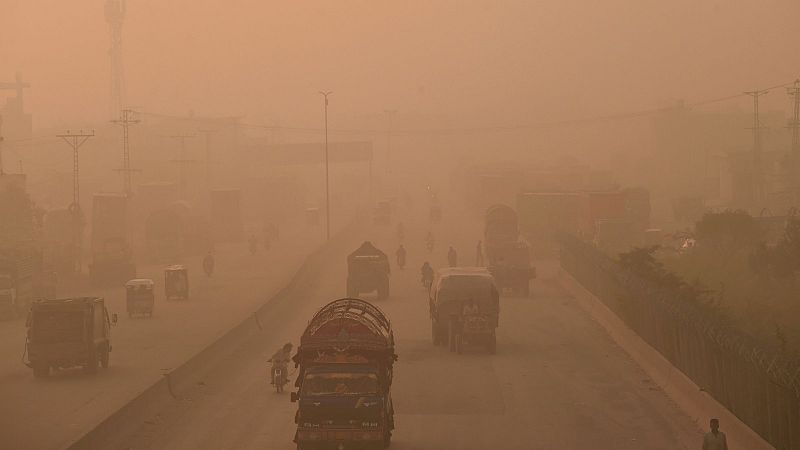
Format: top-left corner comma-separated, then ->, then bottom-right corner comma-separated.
448,321 -> 456,352
84,350 -> 98,374
384,430 -> 392,448
100,345 -> 110,369
33,362 -> 49,378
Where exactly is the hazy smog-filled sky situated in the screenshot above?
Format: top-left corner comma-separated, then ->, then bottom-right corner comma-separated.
1,0 -> 799,128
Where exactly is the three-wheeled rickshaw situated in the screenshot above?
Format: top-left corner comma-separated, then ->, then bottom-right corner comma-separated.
125,278 -> 155,317
164,265 -> 189,301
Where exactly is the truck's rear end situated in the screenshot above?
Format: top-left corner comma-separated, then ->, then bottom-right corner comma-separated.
25,297 -> 111,377
292,298 -> 396,450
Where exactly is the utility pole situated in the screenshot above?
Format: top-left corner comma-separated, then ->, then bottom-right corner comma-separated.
0,115 -> 4,176
384,109 -> 397,174
744,88 -> 769,204
198,128 -> 217,190
787,80 -> 800,204
112,108 -> 140,196
319,91 -> 332,241
167,133 -> 196,199
57,130 -> 95,272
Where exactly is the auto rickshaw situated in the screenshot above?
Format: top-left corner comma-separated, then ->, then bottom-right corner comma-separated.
125,278 -> 155,317
164,265 -> 189,301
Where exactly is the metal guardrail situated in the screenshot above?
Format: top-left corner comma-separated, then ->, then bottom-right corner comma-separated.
559,235 -> 800,450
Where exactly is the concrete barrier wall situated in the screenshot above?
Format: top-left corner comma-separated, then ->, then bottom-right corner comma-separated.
68,222 -> 357,450
557,267 -> 774,450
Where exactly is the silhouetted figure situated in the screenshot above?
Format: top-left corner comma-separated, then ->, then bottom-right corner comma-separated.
395,244 -> 407,269
476,240 -> 484,266
447,246 -> 457,267
203,251 -> 215,277
420,261 -> 434,287
702,418 -> 728,450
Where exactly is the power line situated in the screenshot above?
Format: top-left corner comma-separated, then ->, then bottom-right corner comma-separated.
137,78 -> 800,136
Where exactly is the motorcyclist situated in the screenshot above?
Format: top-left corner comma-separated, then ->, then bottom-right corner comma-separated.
202,251 -> 215,277
269,342 -> 293,385
420,261 -> 434,287
447,246 -> 458,267
396,244 -> 407,269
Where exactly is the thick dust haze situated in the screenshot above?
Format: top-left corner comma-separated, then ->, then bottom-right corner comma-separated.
2,2 -> 800,450
2,0 -> 799,128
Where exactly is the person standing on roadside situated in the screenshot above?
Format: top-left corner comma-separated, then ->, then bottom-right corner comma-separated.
702,418 -> 728,450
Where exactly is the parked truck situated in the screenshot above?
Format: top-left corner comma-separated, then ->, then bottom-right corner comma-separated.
291,298 -> 397,450
484,204 -> 535,296
90,194 -> 136,286
24,297 -> 115,377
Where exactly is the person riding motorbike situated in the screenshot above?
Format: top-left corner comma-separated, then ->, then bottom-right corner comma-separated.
202,251 -> 215,277
396,244 -> 407,269
420,261 -> 434,288
269,342 -> 293,387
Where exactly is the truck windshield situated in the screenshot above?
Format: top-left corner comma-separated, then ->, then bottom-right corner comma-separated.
303,372 -> 378,396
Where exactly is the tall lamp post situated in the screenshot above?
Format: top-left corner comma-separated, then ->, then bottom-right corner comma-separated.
319,91 -> 333,241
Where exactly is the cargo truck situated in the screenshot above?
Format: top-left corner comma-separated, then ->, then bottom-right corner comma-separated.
484,205 -> 535,296
291,298 -> 397,450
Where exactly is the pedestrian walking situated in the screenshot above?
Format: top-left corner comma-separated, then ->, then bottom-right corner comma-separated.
702,418 -> 728,450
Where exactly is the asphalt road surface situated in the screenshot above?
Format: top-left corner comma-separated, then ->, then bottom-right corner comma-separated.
118,214 -> 704,450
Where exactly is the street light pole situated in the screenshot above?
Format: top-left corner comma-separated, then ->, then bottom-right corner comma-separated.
319,91 -> 333,241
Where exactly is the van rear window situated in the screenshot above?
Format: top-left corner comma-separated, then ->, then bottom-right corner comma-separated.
33,311 -> 84,343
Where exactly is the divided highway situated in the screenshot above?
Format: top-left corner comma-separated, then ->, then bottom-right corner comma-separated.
114,210 -> 704,450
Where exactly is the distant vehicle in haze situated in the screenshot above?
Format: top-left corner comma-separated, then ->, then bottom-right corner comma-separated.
429,267 -> 500,354
347,241 -> 390,300
484,204 -> 535,297
125,278 -> 154,318
24,297 -> 116,377
164,265 -> 189,301
290,298 -> 397,450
